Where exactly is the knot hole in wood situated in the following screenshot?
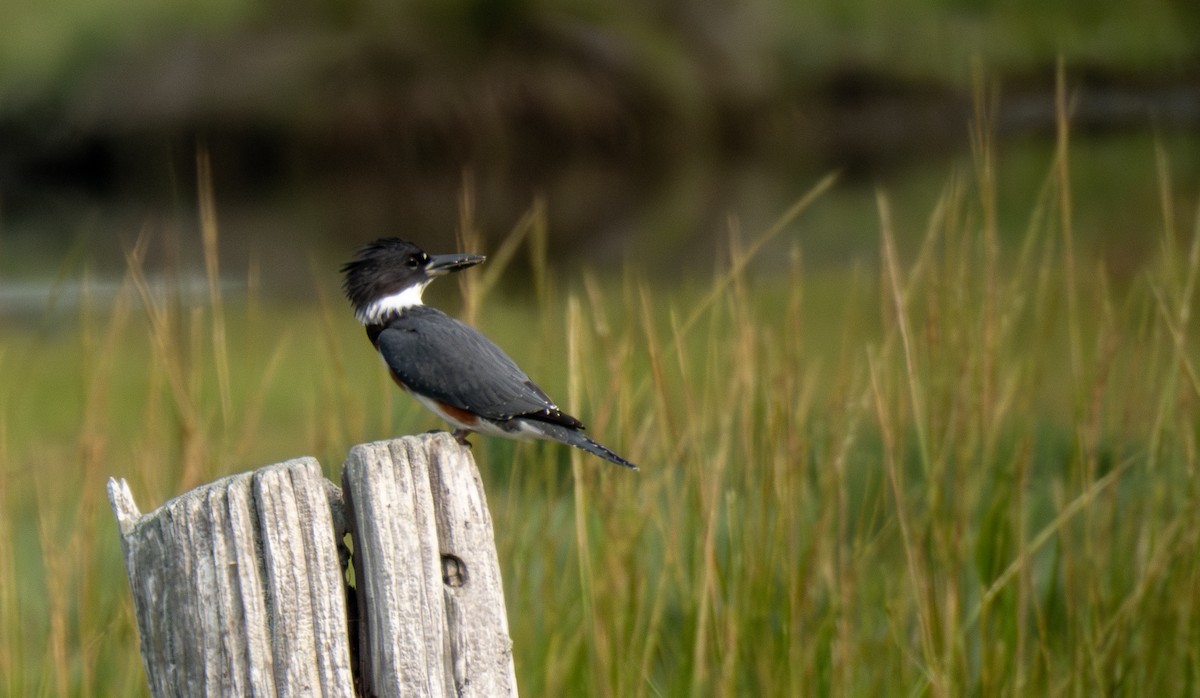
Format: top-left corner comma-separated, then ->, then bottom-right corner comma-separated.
441,554 -> 467,588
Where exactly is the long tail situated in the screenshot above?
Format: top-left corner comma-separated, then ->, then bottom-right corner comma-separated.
526,421 -> 638,470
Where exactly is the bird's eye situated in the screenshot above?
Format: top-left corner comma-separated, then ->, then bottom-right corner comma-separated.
406,254 -> 422,268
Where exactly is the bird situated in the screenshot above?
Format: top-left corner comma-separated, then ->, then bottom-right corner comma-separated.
341,237 -> 638,470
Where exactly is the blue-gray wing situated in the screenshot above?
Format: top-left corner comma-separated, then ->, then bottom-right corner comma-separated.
375,307 -> 583,428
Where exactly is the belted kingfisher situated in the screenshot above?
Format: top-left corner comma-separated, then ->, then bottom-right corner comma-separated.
342,238 -> 637,470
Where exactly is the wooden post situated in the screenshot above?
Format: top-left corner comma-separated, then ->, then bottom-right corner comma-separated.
108,434 -> 517,698
342,433 -> 517,697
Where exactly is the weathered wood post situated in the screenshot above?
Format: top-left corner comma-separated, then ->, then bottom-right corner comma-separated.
108,433 -> 517,697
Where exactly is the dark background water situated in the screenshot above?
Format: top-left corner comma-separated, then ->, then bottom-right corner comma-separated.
2,0 -> 1199,296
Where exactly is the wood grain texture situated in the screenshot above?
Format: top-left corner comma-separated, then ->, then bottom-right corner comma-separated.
107,458 -> 355,697
109,436 -> 516,697
342,434 -> 517,698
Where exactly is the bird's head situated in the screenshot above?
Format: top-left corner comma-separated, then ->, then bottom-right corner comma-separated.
341,238 -> 485,324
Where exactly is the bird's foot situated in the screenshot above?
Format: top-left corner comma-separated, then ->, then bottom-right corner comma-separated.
451,429 -> 474,448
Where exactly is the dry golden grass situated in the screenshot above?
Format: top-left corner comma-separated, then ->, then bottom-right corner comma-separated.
3,104 -> 1200,695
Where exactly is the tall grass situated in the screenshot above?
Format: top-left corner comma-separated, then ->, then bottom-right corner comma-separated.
2,121 -> 1200,696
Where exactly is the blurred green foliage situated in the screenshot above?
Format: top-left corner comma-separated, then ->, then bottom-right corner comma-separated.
3,0 -> 1196,116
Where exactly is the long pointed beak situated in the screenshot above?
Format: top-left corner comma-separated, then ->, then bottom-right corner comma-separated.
426,252 -> 486,276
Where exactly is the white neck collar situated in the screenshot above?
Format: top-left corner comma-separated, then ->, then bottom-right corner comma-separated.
356,283 -> 428,324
